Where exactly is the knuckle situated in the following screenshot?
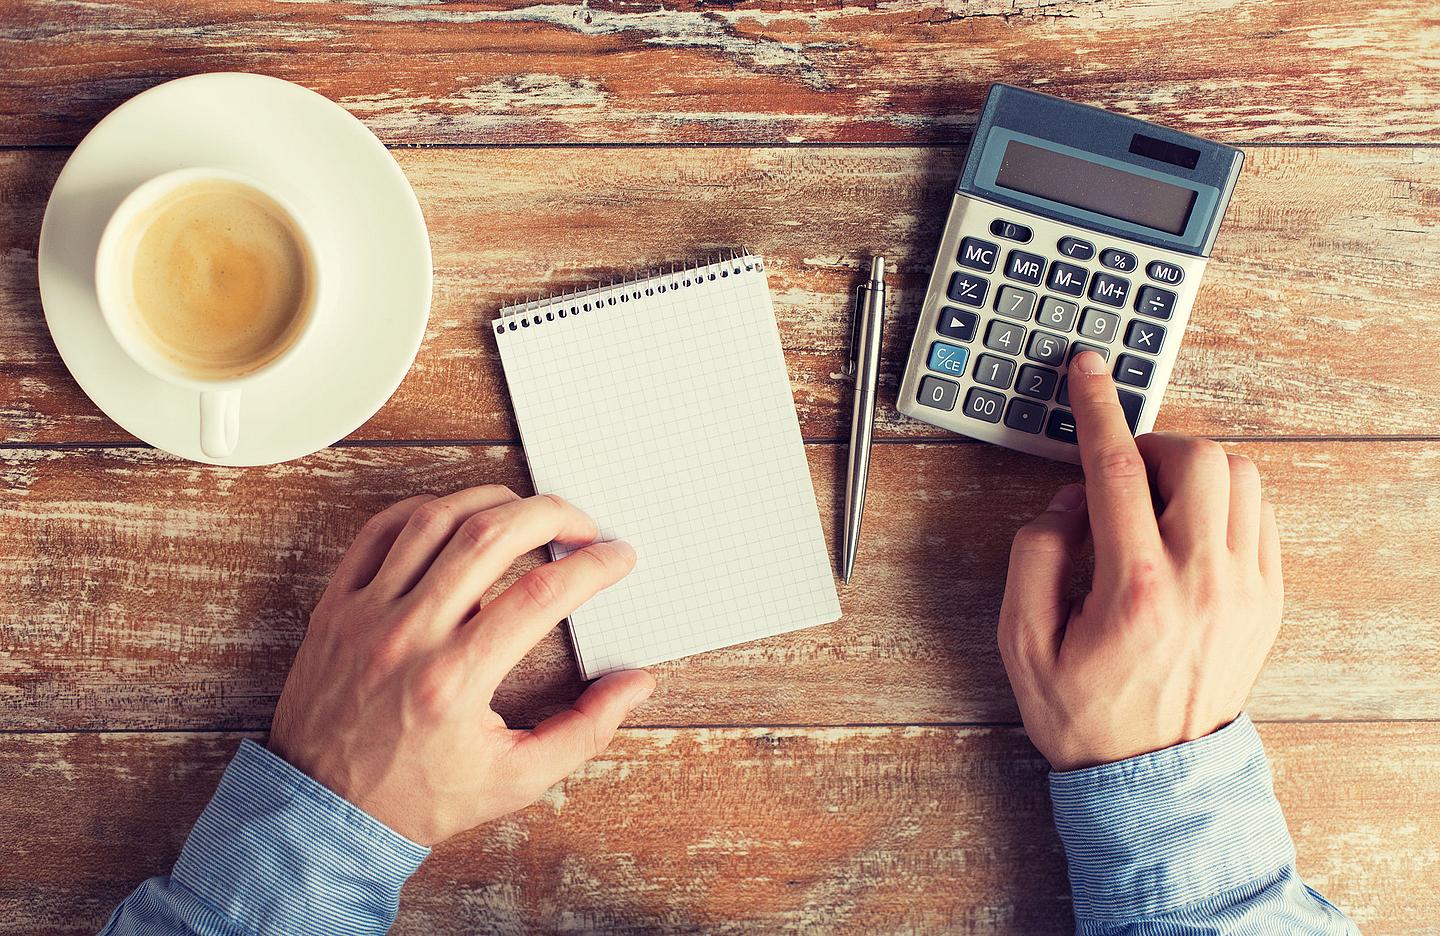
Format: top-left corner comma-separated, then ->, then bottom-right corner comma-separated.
408,501 -> 455,535
410,661 -> 460,722
454,512 -> 502,551
1093,443 -> 1146,481
539,492 -> 571,514
515,565 -> 567,612
1187,438 -> 1229,472
1115,560 -> 1165,623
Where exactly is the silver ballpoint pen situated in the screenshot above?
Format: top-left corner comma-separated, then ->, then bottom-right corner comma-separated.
842,256 -> 886,583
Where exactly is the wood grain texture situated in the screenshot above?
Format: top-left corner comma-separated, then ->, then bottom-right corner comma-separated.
3,441 -> 1437,731
0,723 -> 1434,934
2,0 -> 1439,146
4,145 -> 1439,445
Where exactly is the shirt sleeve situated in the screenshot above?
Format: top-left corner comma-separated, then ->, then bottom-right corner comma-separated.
1048,713 -> 1358,935
99,739 -> 430,936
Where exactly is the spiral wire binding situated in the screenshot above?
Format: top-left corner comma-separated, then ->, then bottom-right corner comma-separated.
494,251 -> 764,336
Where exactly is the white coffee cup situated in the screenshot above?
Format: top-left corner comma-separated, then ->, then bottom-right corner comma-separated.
94,167 -> 327,459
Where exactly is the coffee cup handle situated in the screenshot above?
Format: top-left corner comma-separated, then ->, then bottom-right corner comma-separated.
199,389 -> 241,459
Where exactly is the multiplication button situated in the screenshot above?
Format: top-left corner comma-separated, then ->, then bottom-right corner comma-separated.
1124,319 -> 1166,353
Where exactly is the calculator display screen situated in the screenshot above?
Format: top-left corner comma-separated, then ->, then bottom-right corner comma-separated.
994,140 -> 1198,236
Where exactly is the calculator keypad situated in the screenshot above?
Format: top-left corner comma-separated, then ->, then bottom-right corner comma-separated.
900,196 -> 1205,464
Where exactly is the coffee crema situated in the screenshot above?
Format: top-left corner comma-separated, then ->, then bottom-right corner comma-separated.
123,180 -> 312,379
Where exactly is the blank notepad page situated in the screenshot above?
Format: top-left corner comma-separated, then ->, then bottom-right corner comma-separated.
493,255 -> 841,678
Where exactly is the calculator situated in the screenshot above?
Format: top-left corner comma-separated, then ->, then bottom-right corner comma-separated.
897,84 -> 1244,463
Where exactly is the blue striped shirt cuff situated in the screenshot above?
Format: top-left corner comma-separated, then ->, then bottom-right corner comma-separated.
1049,714 -> 1295,923
171,739 -> 430,935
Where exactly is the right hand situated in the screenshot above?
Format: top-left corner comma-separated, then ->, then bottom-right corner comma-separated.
268,486 -> 654,845
997,352 -> 1283,772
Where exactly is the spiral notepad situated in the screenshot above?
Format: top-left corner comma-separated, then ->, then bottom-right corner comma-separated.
493,255 -> 841,678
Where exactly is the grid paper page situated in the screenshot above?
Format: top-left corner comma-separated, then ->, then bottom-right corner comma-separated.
493,256 -> 841,678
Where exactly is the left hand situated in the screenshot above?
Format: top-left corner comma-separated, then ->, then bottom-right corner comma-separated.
268,485 -> 654,845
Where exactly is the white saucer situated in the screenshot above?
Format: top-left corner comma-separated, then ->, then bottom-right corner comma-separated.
38,73 -> 432,466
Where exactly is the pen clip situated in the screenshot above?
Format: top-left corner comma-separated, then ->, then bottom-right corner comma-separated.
847,283 -> 865,377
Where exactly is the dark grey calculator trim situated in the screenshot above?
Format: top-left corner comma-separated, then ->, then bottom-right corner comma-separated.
957,85 -> 1244,258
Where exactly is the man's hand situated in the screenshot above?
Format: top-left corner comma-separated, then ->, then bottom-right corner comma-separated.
998,352 -> 1283,771
268,486 -> 654,845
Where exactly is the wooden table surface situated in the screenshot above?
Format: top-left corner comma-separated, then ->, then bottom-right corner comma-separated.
2,1 -> 1439,933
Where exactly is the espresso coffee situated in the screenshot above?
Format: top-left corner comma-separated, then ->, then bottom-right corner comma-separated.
122,179 -> 312,379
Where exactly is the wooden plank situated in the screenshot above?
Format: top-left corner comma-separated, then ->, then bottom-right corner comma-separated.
3,145 -> 1439,445
2,0 -> 1438,145
3,440 -> 1436,731
0,723 -> 1433,934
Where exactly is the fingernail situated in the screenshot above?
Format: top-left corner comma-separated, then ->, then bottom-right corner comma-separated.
1072,350 -> 1107,375
1047,483 -> 1086,511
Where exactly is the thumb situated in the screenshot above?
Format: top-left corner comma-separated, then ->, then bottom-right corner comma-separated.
999,484 -> 1090,667
507,669 -> 655,789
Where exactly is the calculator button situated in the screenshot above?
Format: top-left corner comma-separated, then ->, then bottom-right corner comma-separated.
927,341 -> 970,378
1088,273 -> 1130,308
1015,364 -> 1059,401
989,219 -> 1033,243
1004,397 -> 1047,434
1057,236 -> 1095,261
958,237 -> 999,273
1005,250 -> 1046,286
1146,260 -> 1185,285
1068,341 -> 1110,363
963,386 -> 1005,423
984,320 -> 1026,355
973,353 -> 1017,389
1056,376 -> 1069,407
1124,319 -> 1166,354
1135,285 -> 1177,320
917,375 -> 960,411
1035,297 -> 1078,332
1117,389 -> 1145,432
937,306 -> 979,342
1046,260 -> 1087,298
1046,409 -> 1078,444
948,271 -> 990,307
994,286 -> 1037,322
1025,330 -> 1068,367
1099,248 -> 1138,273
1078,308 -> 1120,343
1113,353 -> 1155,389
